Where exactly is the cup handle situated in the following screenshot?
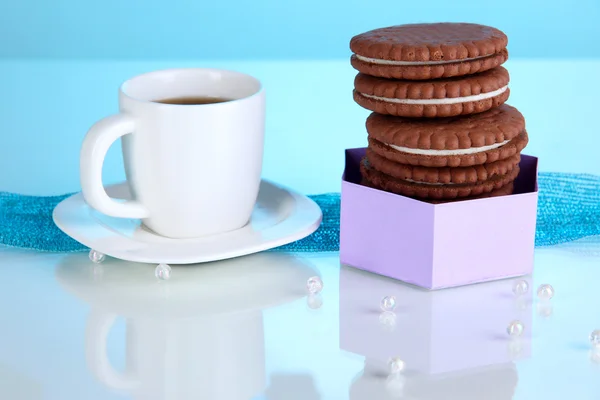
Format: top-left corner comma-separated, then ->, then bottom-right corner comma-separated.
85,310 -> 139,391
80,114 -> 150,219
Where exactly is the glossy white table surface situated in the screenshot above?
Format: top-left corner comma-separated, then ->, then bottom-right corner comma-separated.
0,59 -> 599,399
1,241 -> 600,400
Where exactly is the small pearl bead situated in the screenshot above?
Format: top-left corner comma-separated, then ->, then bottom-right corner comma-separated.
88,249 -> 105,264
537,284 -> 555,300
512,280 -> 529,295
389,357 -> 406,374
306,276 -> 323,294
507,320 -> 524,337
155,263 -> 172,280
380,296 -> 397,312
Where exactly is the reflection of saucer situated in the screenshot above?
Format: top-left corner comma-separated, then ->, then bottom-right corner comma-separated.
56,252 -> 318,318
53,180 -> 322,264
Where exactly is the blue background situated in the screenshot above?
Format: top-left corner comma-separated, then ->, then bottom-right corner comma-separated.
0,5 -> 600,399
0,1 -> 599,197
1,0 -> 599,59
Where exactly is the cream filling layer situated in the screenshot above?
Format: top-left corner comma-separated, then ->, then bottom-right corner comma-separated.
387,139 -> 511,156
403,178 -> 453,186
360,85 -> 508,105
355,54 -> 490,66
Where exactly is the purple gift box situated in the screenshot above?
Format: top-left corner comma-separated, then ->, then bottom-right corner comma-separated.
339,266 -> 532,376
340,147 -> 539,290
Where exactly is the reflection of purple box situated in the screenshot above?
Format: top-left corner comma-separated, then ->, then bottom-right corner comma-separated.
340,148 -> 538,290
339,266 -> 532,375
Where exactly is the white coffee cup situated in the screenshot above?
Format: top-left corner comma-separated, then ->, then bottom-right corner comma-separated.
80,68 -> 265,238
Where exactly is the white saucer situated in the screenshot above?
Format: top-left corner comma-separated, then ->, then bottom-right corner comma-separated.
53,180 -> 322,264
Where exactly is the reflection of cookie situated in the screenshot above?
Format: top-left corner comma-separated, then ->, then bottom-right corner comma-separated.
350,23 -> 508,80
354,67 -> 509,118
366,104 -> 527,167
365,147 -> 520,185
360,157 -> 519,200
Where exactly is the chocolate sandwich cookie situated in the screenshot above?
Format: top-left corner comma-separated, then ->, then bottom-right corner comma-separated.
350,23 -> 508,80
360,157 -> 519,200
365,147 -> 520,185
360,177 -> 515,202
426,182 -> 515,203
366,104 -> 528,167
354,66 -> 510,118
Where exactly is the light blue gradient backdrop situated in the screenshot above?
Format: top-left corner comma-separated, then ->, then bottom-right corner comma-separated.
0,1 -> 599,196
0,5 -> 599,400
1,0 -> 599,59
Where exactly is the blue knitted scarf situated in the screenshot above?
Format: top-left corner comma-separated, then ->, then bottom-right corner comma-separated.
0,172 -> 598,253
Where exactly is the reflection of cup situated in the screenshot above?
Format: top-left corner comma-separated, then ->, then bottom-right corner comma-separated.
339,266 -> 532,375
56,253 -> 317,400
85,310 -> 265,399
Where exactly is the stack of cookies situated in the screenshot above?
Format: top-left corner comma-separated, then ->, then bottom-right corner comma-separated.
350,23 -> 528,201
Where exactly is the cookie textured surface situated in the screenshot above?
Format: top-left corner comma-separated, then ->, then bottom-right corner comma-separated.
425,181 -> 515,203
360,158 -> 519,199
366,104 -> 527,167
350,23 -> 508,80
369,132 -> 528,168
354,67 -> 510,118
365,147 -> 520,185
360,177 -> 515,203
